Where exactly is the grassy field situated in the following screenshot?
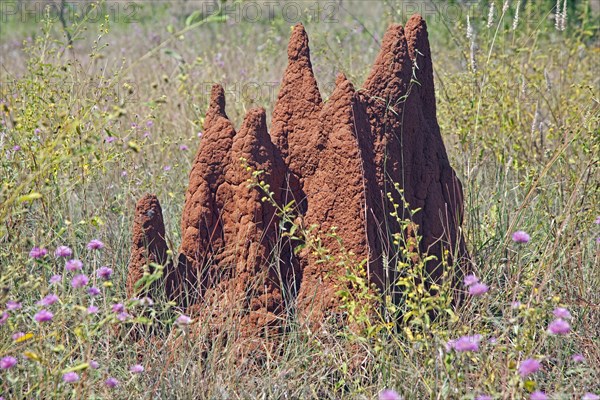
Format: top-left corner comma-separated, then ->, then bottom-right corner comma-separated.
0,0 -> 599,398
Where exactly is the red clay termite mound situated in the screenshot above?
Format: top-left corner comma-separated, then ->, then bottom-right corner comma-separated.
126,194 -> 169,299
126,14 -> 469,339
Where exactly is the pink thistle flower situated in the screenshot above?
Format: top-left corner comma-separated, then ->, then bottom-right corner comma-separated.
129,364 -> 144,374
6,300 -> 22,311
104,136 -> 116,143
179,144 -> 189,151
105,377 -> 119,388
12,332 -> 26,341
89,360 -> 99,369
71,274 -> 89,288
197,131 -> 203,138
54,246 -> 73,258
448,334 -> 482,352
0,356 -> 17,369
463,274 -> 479,286
572,354 -> 585,363
163,165 -> 171,171
12,145 -> 21,151
548,318 -> 570,335
553,307 -> 571,319
595,216 -> 600,224
34,309 -> 54,323
97,266 -> 113,280
519,358 -> 541,377
512,230 -> 531,243
116,312 -> 130,321
530,391 -> 548,400
62,372 -> 79,383
65,259 -> 83,272
0,312 -> 8,325
112,303 -> 125,313
29,247 -> 48,259
475,396 -> 493,400
86,239 -> 104,250
583,394 -> 600,400
87,305 -> 99,314
37,294 -> 59,307
469,283 -> 490,296
49,274 -> 62,284
379,389 -> 402,400
87,286 -> 101,296
175,315 -> 192,326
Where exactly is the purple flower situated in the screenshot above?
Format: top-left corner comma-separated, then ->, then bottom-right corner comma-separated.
583,394 -> 600,400
379,389 -> 401,400
65,259 -> 83,271
548,318 -> 570,335
163,165 -> 171,171
62,371 -> 79,383
6,300 -> 22,311
104,136 -> 116,143
50,274 -> 62,284
594,216 -> 600,224
475,396 -> 493,400
0,356 -> 17,369
54,246 -> 73,258
512,230 -> 531,243
87,305 -> 99,314
130,364 -> 144,374
116,312 -> 130,321
197,131 -> 203,138
86,239 -> 104,250
146,120 -> 154,128
71,274 -> 89,288
519,358 -> 541,377
29,247 -> 48,259
139,297 -> 154,307
448,334 -> 482,352
463,274 -> 479,286
112,303 -> 125,313
97,266 -> 113,280
87,286 -> 101,296
34,309 -> 54,323
12,145 -> 21,151
37,294 -> 59,307
553,307 -> 571,319
511,301 -> 522,309
176,315 -> 192,326
469,283 -> 490,296
572,354 -> 585,363
0,312 -> 8,325
12,332 -> 25,341
89,360 -> 99,369
179,144 -> 189,151
105,377 -> 119,388
530,391 -> 548,400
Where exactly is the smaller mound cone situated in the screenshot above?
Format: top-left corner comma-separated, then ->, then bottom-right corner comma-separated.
298,74 -> 381,327
197,108 -> 288,354
179,84 -> 237,302
127,194 -> 169,299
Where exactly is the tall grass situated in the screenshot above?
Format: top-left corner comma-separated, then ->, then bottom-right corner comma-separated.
1,1 -> 598,398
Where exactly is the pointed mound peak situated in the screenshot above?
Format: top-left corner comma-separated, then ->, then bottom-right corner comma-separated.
405,14 -> 430,61
332,72 -> 355,96
205,84 -> 228,130
240,107 -> 267,133
288,23 -> 311,62
363,23 -> 412,97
